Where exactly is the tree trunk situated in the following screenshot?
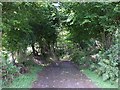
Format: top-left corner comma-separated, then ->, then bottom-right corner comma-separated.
11,52 -> 16,65
31,44 -> 38,56
105,33 -> 112,49
50,44 -> 58,61
101,31 -> 113,50
101,31 -> 106,50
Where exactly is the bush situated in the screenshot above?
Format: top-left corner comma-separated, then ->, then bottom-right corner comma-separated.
90,44 -> 119,83
1,51 -> 20,86
70,48 -> 91,68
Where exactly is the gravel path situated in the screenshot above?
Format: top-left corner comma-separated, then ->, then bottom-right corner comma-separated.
31,61 -> 97,88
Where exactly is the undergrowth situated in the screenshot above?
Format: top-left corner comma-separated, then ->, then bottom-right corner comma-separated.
2,65 -> 43,88
81,69 -> 118,88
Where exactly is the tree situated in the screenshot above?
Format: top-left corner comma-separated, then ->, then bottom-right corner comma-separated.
61,2 -> 120,50
2,2 -> 59,63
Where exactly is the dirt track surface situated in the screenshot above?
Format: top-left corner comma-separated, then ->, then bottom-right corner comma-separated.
31,61 -> 97,88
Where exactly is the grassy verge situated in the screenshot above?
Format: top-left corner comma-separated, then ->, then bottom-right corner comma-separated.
81,69 -> 118,88
3,65 -> 43,88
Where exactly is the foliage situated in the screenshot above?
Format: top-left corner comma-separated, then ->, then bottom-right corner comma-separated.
62,2 -> 120,48
2,2 -> 120,87
90,29 -> 119,82
61,2 -> 119,83
70,48 -> 85,65
2,50 -> 43,87
82,69 -> 118,88
56,28 -> 73,60
3,65 -> 42,88
99,30 -> 119,82
2,2 -> 58,61
2,2 -> 58,87
92,47 -> 118,82
1,51 -> 20,86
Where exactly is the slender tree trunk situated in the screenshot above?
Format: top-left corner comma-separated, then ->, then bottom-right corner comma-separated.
101,31 -> 105,50
101,31 -> 113,50
50,43 -> 58,61
11,52 -> 16,65
31,44 -> 37,56
106,33 -> 112,49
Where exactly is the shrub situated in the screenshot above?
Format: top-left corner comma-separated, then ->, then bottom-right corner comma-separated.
70,48 -> 91,68
1,51 -> 20,86
90,44 -> 119,83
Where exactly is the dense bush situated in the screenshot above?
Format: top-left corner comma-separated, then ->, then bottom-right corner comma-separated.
70,30 -> 119,83
71,44 -> 118,84
90,30 -> 119,83
70,47 -> 91,68
71,42 -> 119,83
1,51 -> 31,86
95,45 -> 118,82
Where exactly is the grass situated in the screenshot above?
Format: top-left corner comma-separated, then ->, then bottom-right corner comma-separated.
3,65 -> 43,89
81,68 -> 118,88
